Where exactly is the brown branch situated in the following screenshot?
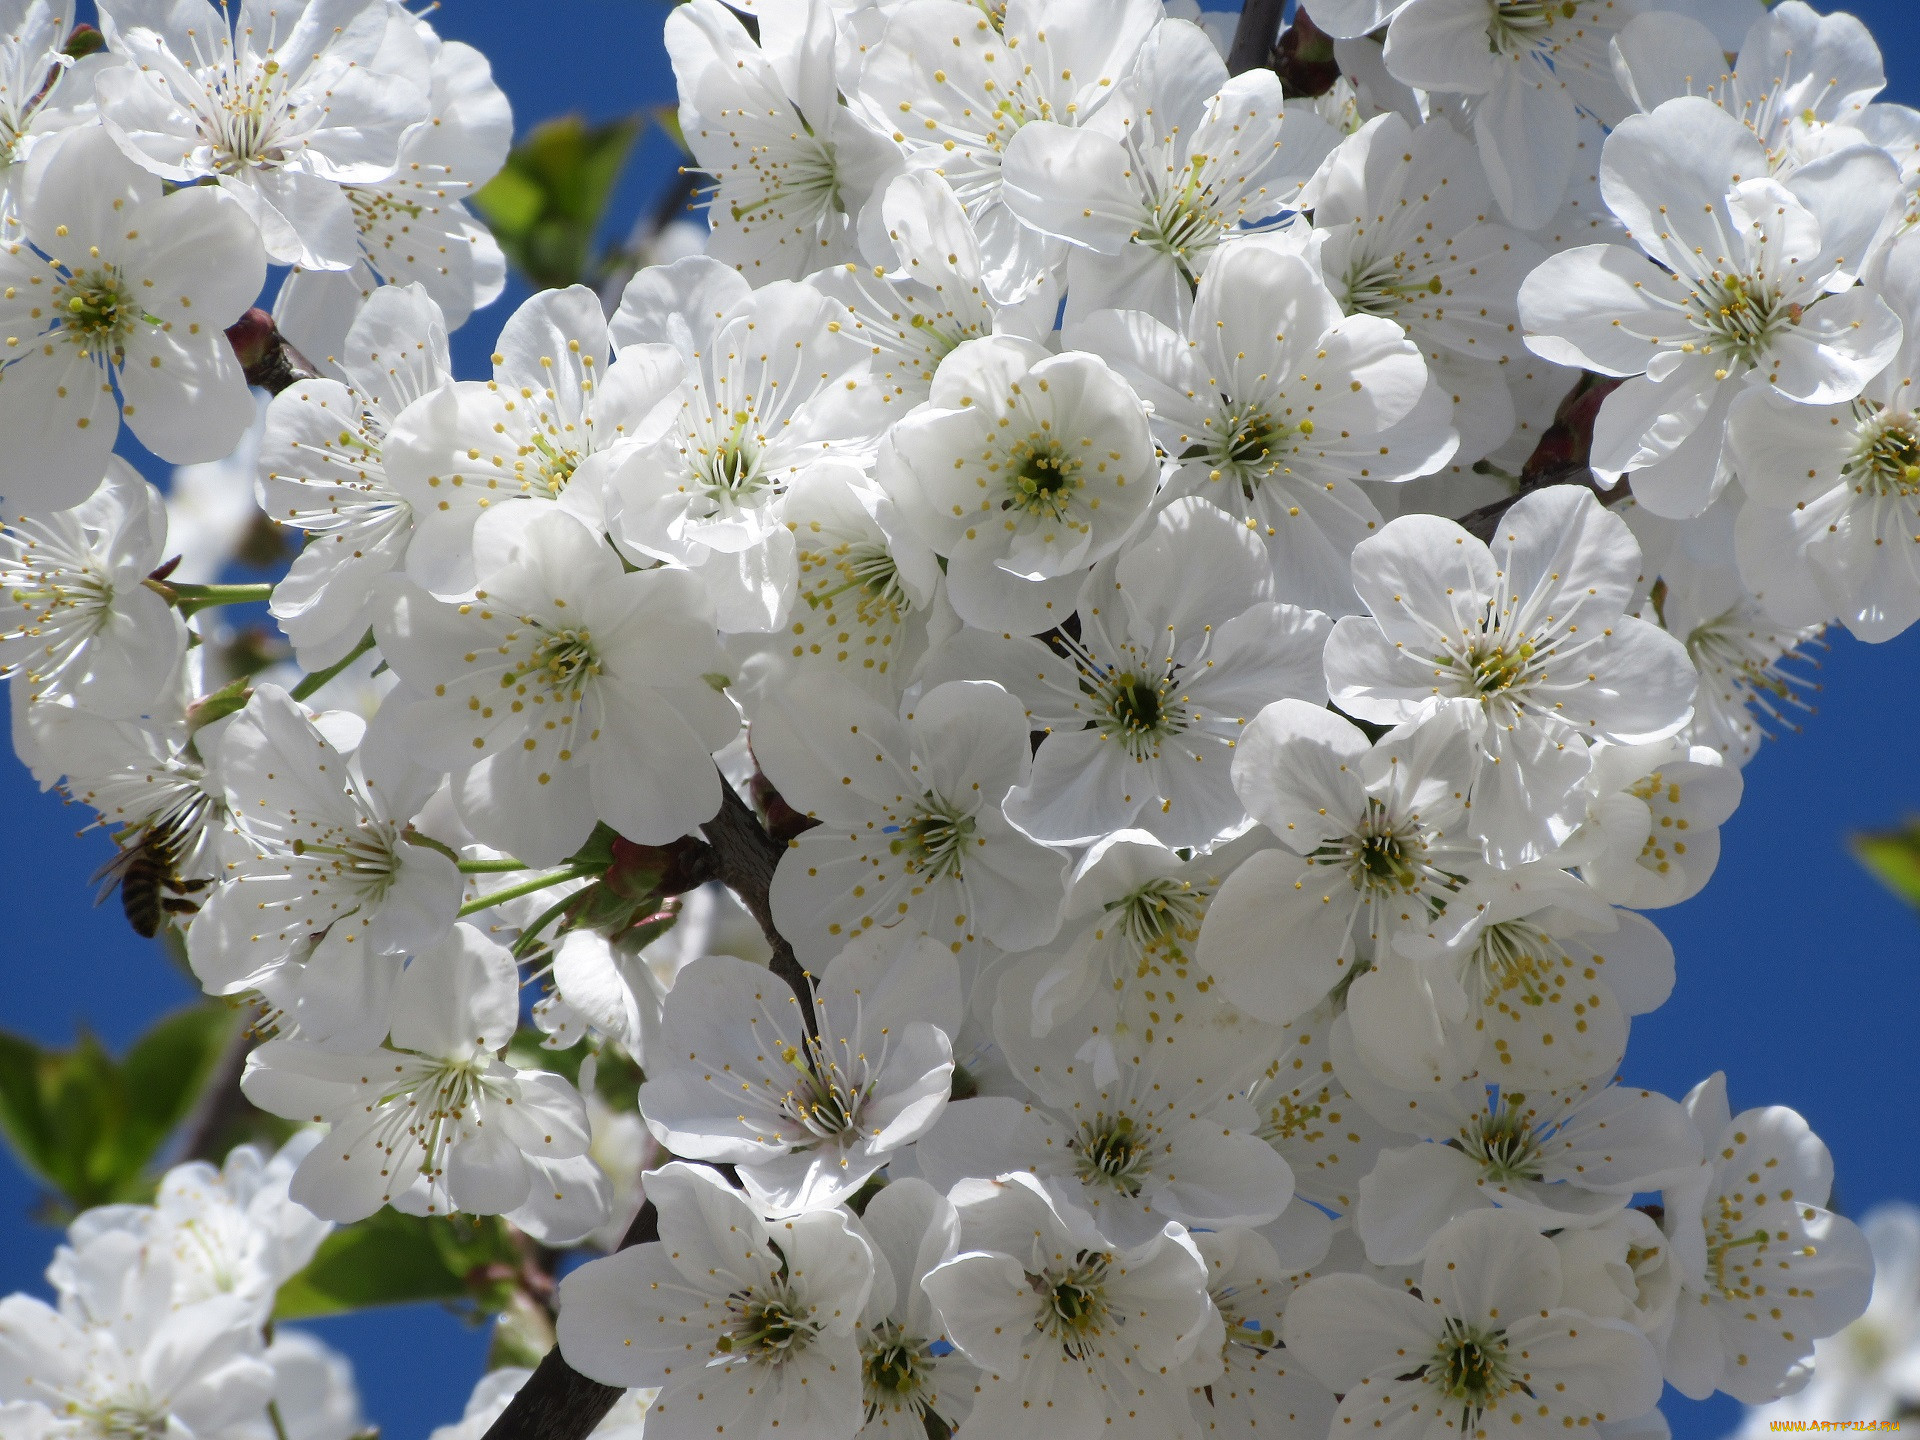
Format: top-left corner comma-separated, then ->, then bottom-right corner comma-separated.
478,1200 -> 660,1440
1227,0 -> 1287,76
699,774 -> 815,1023
1454,373 -> 1630,540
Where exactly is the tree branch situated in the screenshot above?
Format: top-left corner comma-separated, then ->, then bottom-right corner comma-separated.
1227,0 -> 1287,76
1454,373 -> 1629,540
699,774 -> 815,1023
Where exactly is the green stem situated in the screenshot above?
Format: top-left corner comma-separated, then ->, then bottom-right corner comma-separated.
512,891 -> 584,959
458,857 -> 530,874
158,581 -> 276,617
457,865 -> 597,918
290,628 -> 377,701
266,1400 -> 291,1440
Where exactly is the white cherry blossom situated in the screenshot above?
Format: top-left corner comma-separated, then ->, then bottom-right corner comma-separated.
372,504 -> 739,865
754,675 -> 1068,965
638,934 -> 960,1213
259,282 -> 452,669
668,0 -> 893,283
0,459 -> 185,715
0,123 -> 265,514
555,1161 -> 875,1435
921,1170 -> 1215,1440
1284,1208 -> 1667,1440
878,334 -> 1161,634
1520,96 -> 1903,518
1073,241 -> 1454,618
240,922 -> 602,1234
1660,1074 -> 1875,1404
1325,485 -> 1698,866
93,0 -> 431,269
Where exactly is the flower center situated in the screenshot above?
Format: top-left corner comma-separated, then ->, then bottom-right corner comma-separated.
1487,0 -> 1579,56
1705,1195 -> 1774,1300
1031,1252 -> 1114,1358
1847,404 -> 1920,496
506,625 -> 601,699
1105,875 -> 1206,959
1684,607 -> 1818,724
1197,397 -> 1309,496
527,431 -> 582,499
776,1035 -> 872,1142
1457,1098 -> 1545,1183
802,541 -> 911,621
1093,668 -> 1186,756
1313,799 -> 1434,897
862,1320 -> 938,1416
54,265 -> 141,360
1449,633 -> 1537,698
1342,256 -> 1445,320
1002,435 -> 1083,520
720,1287 -> 818,1363
1427,1318 -> 1520,1428
1466,920 -> 1563,1009
697,411 -> 768,503
1072,1113 -> 1151,1196
86,1403 -> 171,1440
1690,272 -> 1797,367
889,795 -> 976,881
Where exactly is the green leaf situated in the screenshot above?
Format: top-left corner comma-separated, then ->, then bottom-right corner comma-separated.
0,1003 -> 238,1214
1853,822 -> 1920,910
273,1210 -> 522,1321
471,114 -> 644,291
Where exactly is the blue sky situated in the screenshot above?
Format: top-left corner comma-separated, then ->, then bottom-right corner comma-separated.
0,1 -> 1915,1434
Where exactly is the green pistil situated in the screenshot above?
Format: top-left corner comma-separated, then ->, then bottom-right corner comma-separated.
55,265 -> 149,361
700,411 -> 766,502
1074,1114 -> 1150,1196
1032,1251 -> 1114,1357
1003,436 -> 1081,520
719,1291 -> 815,1362
1458,1098 -> 1544,1184
1428,1317 -> 1519,1428
890,797 -> 975,882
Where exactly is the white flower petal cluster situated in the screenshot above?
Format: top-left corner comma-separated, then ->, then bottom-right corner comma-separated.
0,1135 -> 365,1440
3,0 -> 1912,1437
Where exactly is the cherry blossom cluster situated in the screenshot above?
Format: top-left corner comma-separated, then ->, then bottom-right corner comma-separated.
0,1135 -> 364,1440
0,0 -> 1912,1435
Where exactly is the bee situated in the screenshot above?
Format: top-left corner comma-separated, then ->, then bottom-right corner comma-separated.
91,809 -> 212,939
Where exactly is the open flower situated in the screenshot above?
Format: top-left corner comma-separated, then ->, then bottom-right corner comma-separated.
1520,96 -> 1903,518
1000,18 -> 1335,326
667,0 -> 893,283
639,933 -> 961,1214
94,0 -> 430,269
556,1161 -> 875,1435
1074,242 -> 1453,618
372,504 -> 739,865
241,922 -> 602,1235
1198,699 -> 1481,1026
187,684 -> 460,1044
260,282 -> 453,668
1283,1208 -> 1666,1440
921,1170 -> 1215,1440
757,676 -> 1068,965
0,459 -> 186,715
1325,485 -> 1698,866
879,335 -> 1161,633
0,124 -> 265,514
932,496 -> 1329,849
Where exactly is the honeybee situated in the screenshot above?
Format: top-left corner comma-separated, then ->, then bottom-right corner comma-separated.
91,812 -> 212,939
